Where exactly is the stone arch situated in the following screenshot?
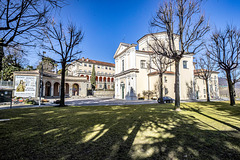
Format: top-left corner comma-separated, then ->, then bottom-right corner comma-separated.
72,83 -> 79,96
107,77 -> 110,82
103,77 -> 106,82
111,78 -> 114,82
54,82 -> 60,96
99,77 -> 102,82
45,81 -> 51,96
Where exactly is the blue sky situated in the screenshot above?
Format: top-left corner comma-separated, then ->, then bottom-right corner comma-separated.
30,0 -> 240,67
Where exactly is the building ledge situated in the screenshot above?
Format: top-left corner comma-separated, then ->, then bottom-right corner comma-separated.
148,71 -> 175,76
115,68 -> 139,77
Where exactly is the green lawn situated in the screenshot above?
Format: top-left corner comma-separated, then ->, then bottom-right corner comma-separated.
0,102 -> 240,160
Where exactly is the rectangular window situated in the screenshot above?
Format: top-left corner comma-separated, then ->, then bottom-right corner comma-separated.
98,65 -> 100,68
102,66 -> 104,69
109,67 -> 111,70
165,88 -> 168,95
84,63 -> 87,67
113,68 -> 115,71
89,64 -> 92,67
183,61 -> 188,69
140,60 -> 146,69
105,66 -> 108,69
122,60 -> 124,71
204,89 -> 206,94
164,76 -> 167,83
79,63 -> 82,66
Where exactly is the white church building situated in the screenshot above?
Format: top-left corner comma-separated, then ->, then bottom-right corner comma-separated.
114,32 -> 219,100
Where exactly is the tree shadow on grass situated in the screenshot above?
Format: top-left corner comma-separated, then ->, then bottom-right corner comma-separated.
181,103 -> 240,132
192,101 -> 240,118
0,104 -> 240,159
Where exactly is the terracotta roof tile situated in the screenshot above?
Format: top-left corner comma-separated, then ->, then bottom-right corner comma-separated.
77,58 -> 115,67
194,69 -> 219,75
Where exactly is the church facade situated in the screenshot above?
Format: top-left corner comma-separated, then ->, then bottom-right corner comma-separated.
114,32 -> 219,100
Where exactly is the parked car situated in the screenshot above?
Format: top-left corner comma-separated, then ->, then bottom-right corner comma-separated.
157,96 -> 174,103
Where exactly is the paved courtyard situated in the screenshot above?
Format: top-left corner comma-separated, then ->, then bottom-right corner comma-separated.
0,97 -> 158,110
0,97 -> 230,110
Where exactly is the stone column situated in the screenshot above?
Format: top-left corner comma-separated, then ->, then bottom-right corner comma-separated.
42,81 -> 45,97
51,81 -> 54,96
69,83 -> 73,97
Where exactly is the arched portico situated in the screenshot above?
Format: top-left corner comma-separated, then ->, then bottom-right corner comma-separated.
54,82 -> 60,96
45,81 -> 51,96
72,83 -> 79,96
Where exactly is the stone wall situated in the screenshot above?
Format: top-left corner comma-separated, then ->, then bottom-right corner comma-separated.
94,90 -> 115,98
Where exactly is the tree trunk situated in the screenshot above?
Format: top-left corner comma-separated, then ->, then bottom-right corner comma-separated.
205,79 -> 210,102
159,74 -> 164,103
0,39 -> 4,72
226,71 -> 235,106
175,60 -> 180,110
60,62 -> 66,106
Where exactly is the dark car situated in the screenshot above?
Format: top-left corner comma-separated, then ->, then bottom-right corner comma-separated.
157,96 -> 174,103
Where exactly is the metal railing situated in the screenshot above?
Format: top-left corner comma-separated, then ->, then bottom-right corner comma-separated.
0,81 -> 13,88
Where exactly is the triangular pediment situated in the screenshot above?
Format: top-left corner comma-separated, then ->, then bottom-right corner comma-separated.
113,43 -> 131,59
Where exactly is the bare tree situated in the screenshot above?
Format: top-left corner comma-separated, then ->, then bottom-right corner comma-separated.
42,21 -> 84,106
207,26 -> 240,106
195,53 -> 216,102
142,90 -> 153,100
148,40 -> 173,103
0,0 -> 64,71
150,0 -> 209,110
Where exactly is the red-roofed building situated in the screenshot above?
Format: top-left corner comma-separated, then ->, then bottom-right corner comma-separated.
68,57 -> 115,90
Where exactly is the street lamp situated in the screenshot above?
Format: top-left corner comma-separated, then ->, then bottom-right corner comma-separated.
39,51 -> 46,107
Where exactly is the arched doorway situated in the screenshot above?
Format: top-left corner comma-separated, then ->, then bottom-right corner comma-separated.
54,82 -> 60,96
65,83 -> 69,96
72,83 -> 79,96
45,81 -> 51,96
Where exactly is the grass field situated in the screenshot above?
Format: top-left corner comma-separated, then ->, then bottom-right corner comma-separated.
0,102 -> 240,160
